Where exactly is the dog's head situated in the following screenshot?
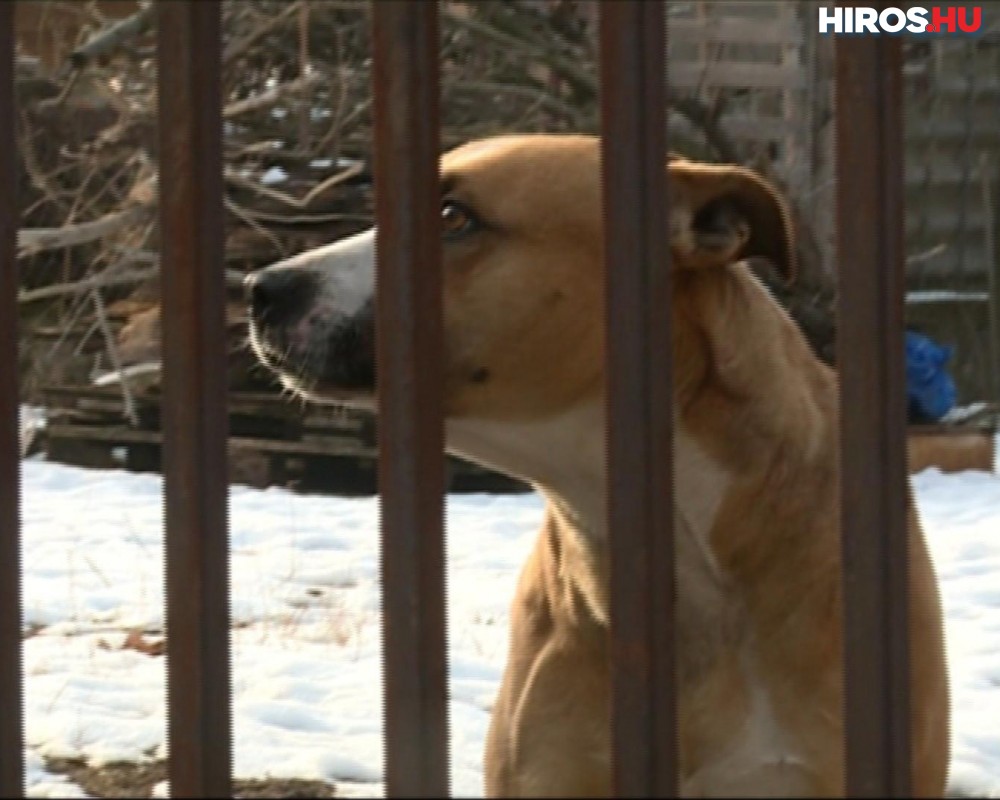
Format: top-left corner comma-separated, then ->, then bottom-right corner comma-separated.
246,135 -> 794,421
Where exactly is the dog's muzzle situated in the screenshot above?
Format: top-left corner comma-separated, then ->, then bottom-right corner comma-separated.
244,265 -> 376,395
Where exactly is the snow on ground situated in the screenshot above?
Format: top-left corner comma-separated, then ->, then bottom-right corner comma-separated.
15,442 -> 1000,798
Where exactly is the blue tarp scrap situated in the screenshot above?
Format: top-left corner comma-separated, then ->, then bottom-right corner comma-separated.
905,330 -> 957,423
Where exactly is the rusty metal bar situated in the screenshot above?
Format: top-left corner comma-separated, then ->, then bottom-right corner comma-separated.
599,3 -> 677,797
371,2 -> 449,797
835,35 -> 911,798
0,3 -> 25,796
156,3 -> 232,797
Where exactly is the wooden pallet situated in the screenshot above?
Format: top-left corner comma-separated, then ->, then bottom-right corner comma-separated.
40,383 -> 530,496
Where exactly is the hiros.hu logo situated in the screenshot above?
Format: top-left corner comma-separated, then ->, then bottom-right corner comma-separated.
818,6 -> 983,34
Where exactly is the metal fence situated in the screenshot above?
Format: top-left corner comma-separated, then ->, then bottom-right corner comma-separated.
0,1 -> 912,797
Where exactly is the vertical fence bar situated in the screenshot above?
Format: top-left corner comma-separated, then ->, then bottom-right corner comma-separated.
0,3 -> 25,795
156,2 -> 232,797
371,2 -> 449,797
599,3 -> 676,797
835,35 -> 911,798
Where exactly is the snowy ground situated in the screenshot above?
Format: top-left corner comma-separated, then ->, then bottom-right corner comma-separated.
15,432 -> 1000,798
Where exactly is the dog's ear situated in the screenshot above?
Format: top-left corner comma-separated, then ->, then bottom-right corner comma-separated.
667,161 -> 796,283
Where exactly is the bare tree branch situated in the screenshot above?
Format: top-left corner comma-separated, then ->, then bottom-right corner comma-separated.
68,2 -> 156,71
18,206 -> 152,257
222,1 -> 303,66
223,161 -> 364,210
224,72 -> 324,120
90,288 -> 139,426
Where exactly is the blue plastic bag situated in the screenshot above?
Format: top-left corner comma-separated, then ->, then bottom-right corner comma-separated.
905,330 -> 957,423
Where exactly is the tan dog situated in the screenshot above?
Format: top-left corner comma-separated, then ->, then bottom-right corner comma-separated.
245,134 -> 950,797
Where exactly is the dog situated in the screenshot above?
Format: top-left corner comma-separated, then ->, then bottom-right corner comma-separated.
245,134 -> 950,797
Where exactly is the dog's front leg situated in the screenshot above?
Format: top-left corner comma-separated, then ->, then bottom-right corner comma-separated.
486,635 -> 611,798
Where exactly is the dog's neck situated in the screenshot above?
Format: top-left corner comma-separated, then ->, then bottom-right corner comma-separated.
445,400 -> 609,537
446,399 -> 735,631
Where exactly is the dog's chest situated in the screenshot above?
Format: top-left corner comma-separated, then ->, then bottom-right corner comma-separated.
673,430 -> 742,678
672,431 -> 810,791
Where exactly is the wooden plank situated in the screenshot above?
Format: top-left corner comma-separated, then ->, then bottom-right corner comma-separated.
47,423 -> 163,445
39,384 -> 367,430
30,325 -> 99,338
906,211 -> 988,235
41,384 -> 125,400
668,16 -> 799,46
721,115 -> 796,142
669,60 -> 805,90
906,290 -> 990,304
907,430 -> 996,474
917,77 -> 1000,96
903,260 -> 994,282
270,435 -> 376,458
904,163 -> 1000,186
704,0 -> 791,19
301,414 -> 365,432
73,398 -> 130,415
45,423 -> 380,459
906,119 -> 999,142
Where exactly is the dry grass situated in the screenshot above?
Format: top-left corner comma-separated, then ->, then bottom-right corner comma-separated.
44,756 -> 337,799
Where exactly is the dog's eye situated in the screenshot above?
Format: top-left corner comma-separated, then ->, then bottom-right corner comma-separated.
442,200 -> 480,241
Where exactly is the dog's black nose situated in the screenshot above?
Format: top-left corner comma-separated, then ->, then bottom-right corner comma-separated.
245,267 -> 317,326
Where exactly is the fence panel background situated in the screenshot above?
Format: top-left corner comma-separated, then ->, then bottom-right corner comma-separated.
660,0 -> 1000,405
